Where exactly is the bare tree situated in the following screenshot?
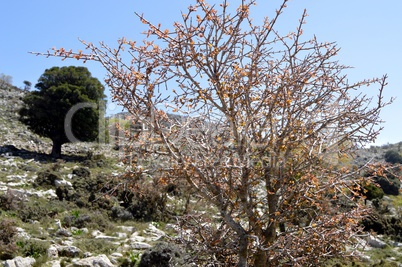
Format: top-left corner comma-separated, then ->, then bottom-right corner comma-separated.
0,73 -> 13,88
35,0 -> 391,265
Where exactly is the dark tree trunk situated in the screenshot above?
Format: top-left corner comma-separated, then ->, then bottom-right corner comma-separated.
253,249 -> 268,267
51,138 -> 63,158
238,232 -> 248,267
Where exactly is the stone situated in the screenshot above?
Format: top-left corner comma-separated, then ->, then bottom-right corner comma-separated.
55,228 -> 72,237
393,241 -> 402,247
115,232 -> 127,239
109,253 -> 123,265
91,230 -> 103,237
130,241 -> 152,250
110,253 -> 123,258
47,245 -> 59,259
367,235 -> 387,248
130,234 -> 146,243
70,254 -> 115,267
116,225 -> 136,233
54,179 -> 73,188
4,256 -> 36,267
15,227 -> 30,240
95,235 -> 119,241
144,223 -> 165,241
44,260 -> 61,267
57,245 -> 82,258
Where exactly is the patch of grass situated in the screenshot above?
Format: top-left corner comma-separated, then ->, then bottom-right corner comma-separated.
73,238 -> 119,255
365,245 -> 402,265
389,195 -> 402,209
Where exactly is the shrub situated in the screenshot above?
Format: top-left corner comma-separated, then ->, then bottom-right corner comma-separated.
0,190 -> 23,211
374,175 -> 401,196
72,167 -> 91,178
0,219 -> 18,260
139,242 -> 189,267
82,153 -> 109,168
362,210 -> 402,242
384,150 -> 402,164
362,182 -> 385,201
17,239 -> 50,259
34,170 -> 61,188
16,197 -> 64,222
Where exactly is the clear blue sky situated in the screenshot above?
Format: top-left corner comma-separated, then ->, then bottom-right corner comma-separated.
1,0 -> 401,145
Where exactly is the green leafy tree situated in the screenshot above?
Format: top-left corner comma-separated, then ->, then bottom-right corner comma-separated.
19,66 -> 105,158
23,80 -> 31,91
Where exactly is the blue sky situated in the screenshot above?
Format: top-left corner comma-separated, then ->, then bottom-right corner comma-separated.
1,0 -> 401,145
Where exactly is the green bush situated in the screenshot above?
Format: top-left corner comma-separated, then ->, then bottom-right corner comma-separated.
82,153 -> 109,168
139,242 -> 189,267
362,210 -> 402,242
16,197 -> 65,223
17,239 -> 50,259
363,182 -> 385,200
374,175 -> 400,196
34,170 -> 61,188
72,167 -> 91,178
384,150 -> 402,164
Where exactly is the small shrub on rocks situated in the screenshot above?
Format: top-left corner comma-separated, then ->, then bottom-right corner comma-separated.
139,242 -> 189,267
63,214 -> 92,229
72,167 -> 91,178
34,170 -> 61,188
82,153 -> 109,168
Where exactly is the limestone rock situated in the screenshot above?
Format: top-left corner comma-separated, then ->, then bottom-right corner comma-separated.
57,245 -> 82,258
70,254 -> 115,267
4,256 -> 36,267
130,241 -> 152,250
143,223 -> 165,241
47,245 -> 59,259
44,260 -> 62,267
94,235 -> 119,241
367,235 -> 387,248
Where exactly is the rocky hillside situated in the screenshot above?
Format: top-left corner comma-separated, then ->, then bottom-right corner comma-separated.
1,81 -> 402,266
0,83 -> 190,266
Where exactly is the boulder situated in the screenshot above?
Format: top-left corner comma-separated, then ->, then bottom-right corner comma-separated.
4,256 -> 35,267
130,241 -> 152,250
44,260 -> 61,267
367,235 -> 387,248
70,254 -> 115,267
47,245 -> 59,259
57,245 -> 82,258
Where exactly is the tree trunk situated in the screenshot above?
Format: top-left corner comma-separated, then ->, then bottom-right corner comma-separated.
253,249 -> 268,267
51,138 -> 62,158
238,232 -> 249,267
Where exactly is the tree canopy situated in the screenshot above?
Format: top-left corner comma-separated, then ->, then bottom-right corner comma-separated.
19,66 -> 105,158
34,0 -> 391,265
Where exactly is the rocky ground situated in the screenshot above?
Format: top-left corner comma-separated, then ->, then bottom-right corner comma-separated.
0,84 -> 191,267
1,82 -> 402,266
